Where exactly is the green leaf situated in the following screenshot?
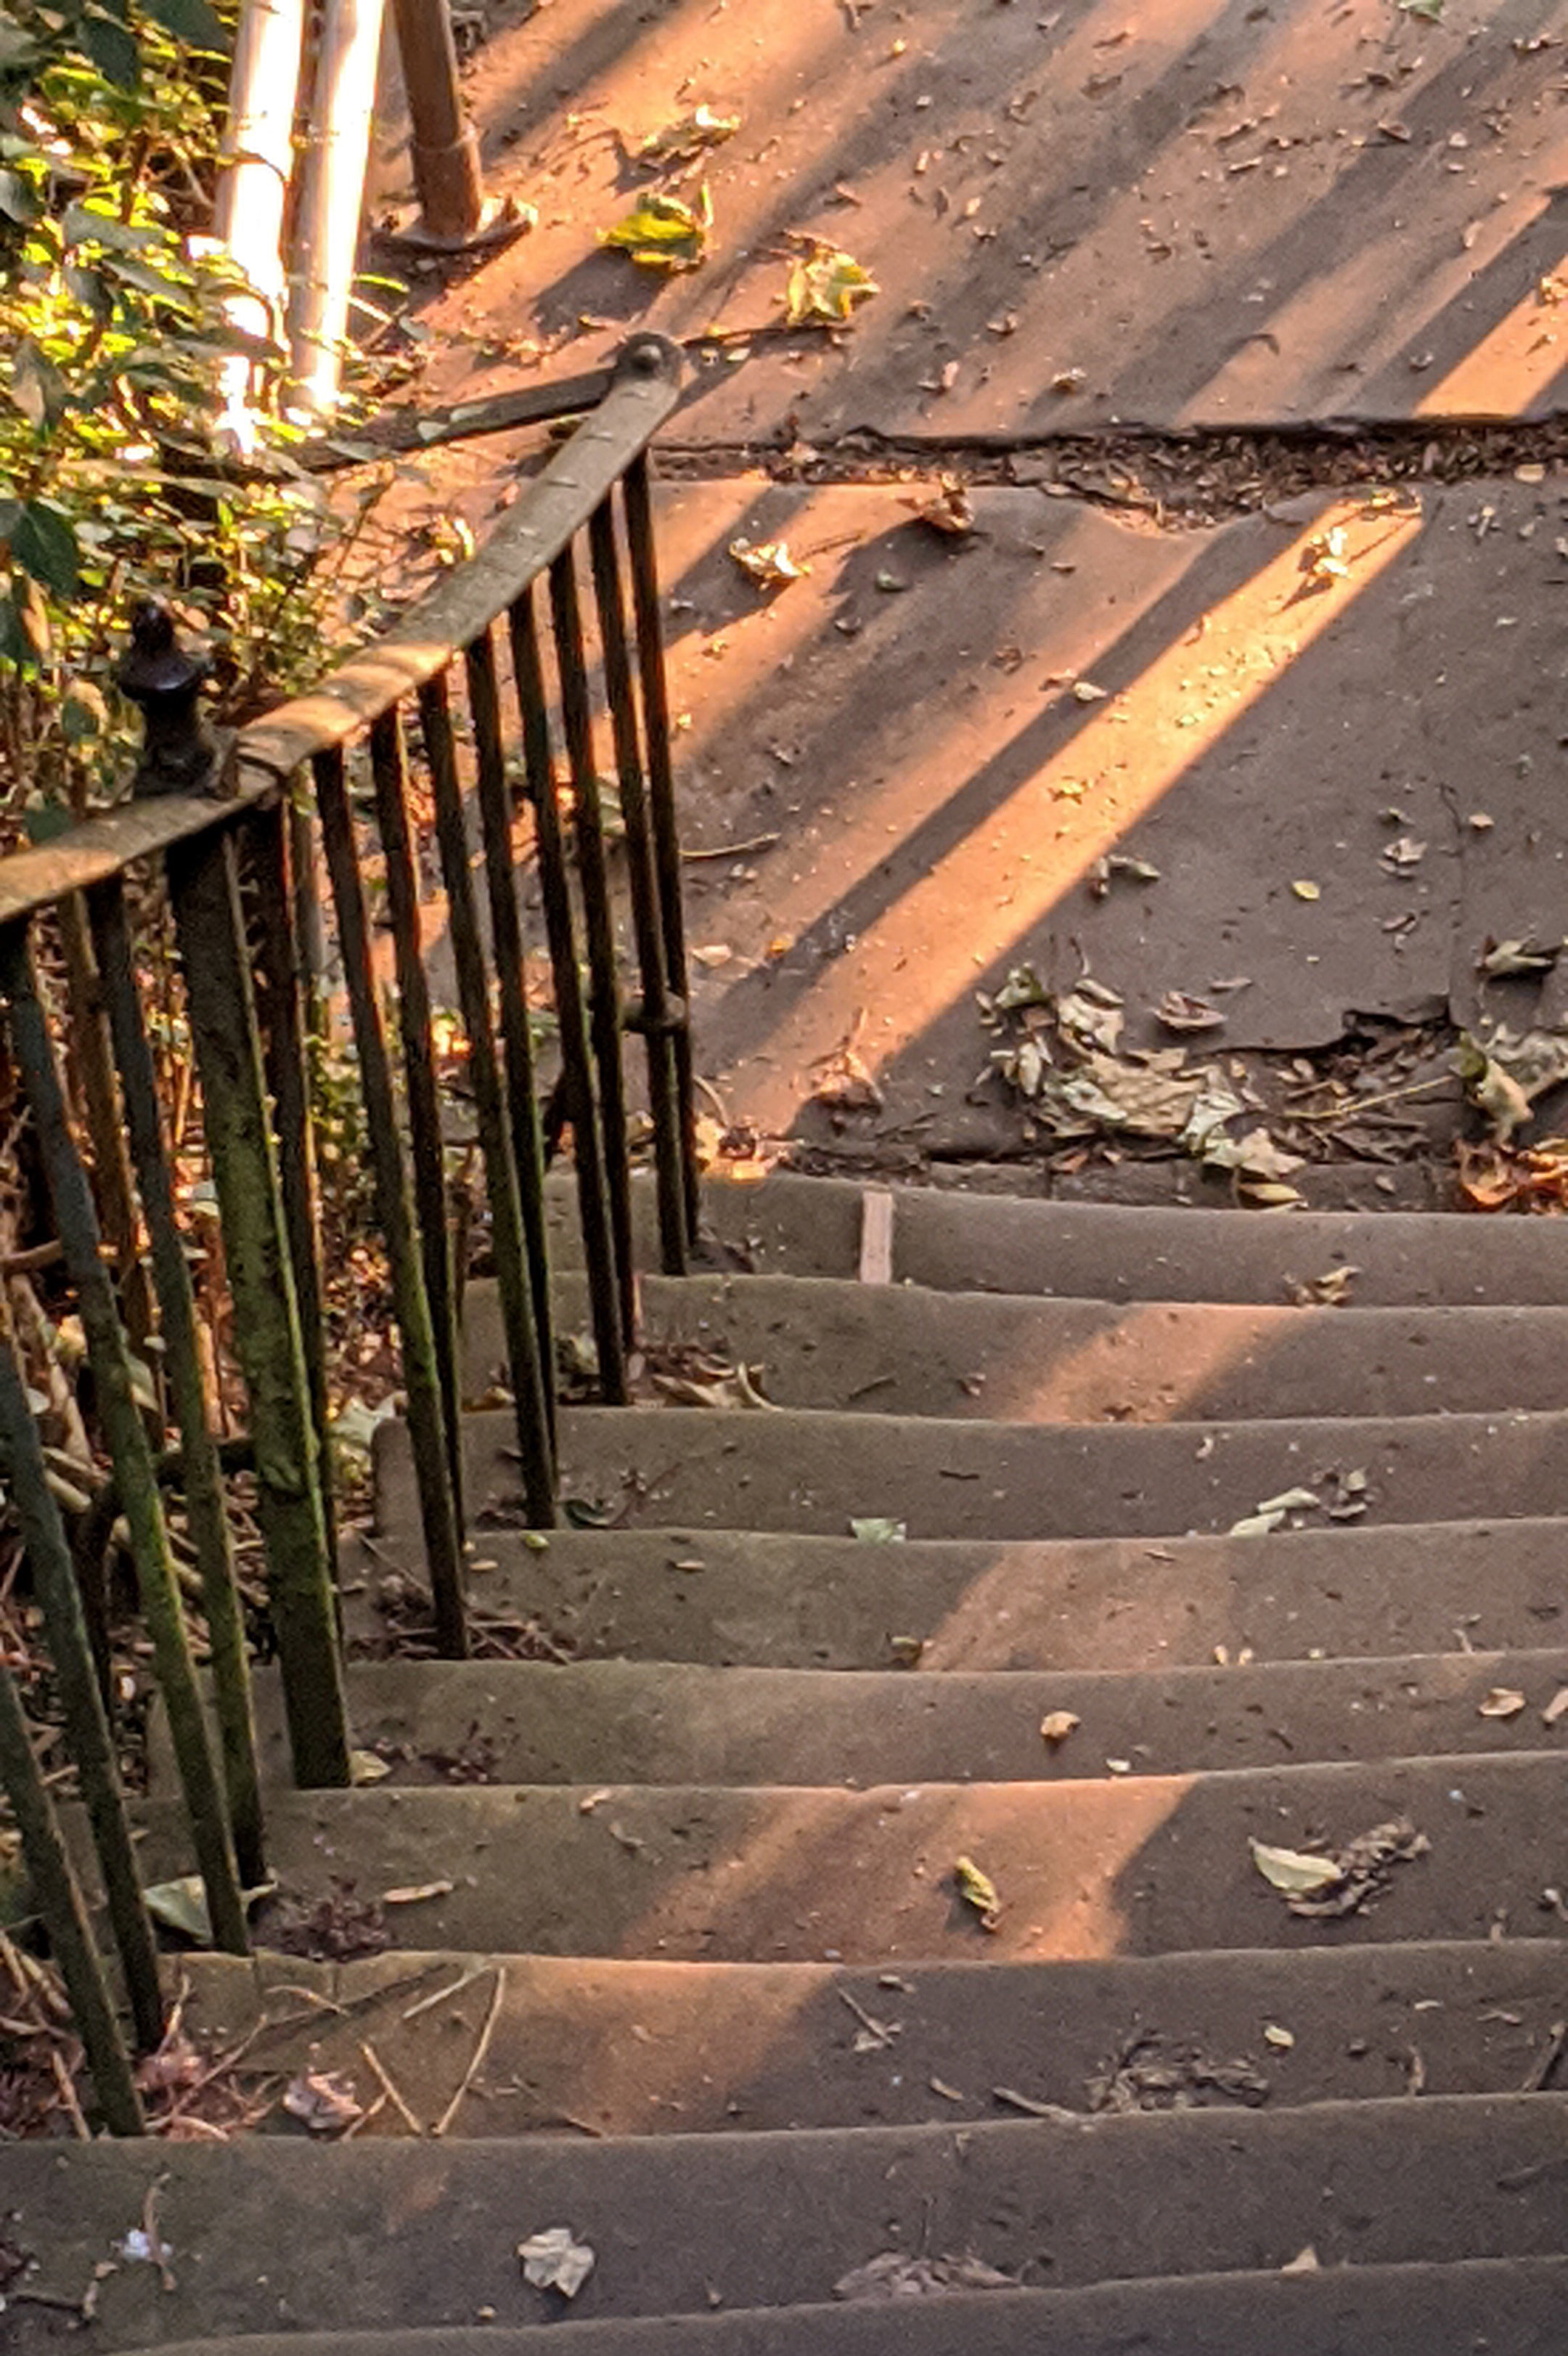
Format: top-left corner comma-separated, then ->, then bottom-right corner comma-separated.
0,165 -> 35,221
141,0 -> 226,44
23,796 -> 73,842
75,7 -> 139,85
62,204 -> 163,253
9,502 -> 80,598
61,680 -> 108,742
11,338 -> 69,429
849,1516 -> 907,1544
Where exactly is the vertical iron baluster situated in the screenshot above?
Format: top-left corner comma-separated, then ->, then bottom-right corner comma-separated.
587,497 -> 686,1277
248,802 -> 336,1576
621,452 -> 700,1244
417,669 -> 556,1526
507,590 -> 626,1403
464,628 -> 555,1434
86,876 -> 267,1886
167,829 -> 350,1790
0,1329 -> 165,2051
369,709 -> 464,1520
547,545 -> 636,1341
0,921 -> 249,1953
0,1663 -> 145,2129
314,745 -> 468,1655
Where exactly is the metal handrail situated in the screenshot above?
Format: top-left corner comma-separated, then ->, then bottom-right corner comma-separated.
0,331 -> 697,2127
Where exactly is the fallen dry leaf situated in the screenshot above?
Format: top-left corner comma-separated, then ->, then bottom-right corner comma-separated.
1291,879 -> 1321,902
283,2069 -> 363,2136
1040,1710 -> 1079,1747
1156,990 -> 1225,1034
835,2252 -> 1018,2302
1478,1687 -> 1527,1721
599,187 -> 712,272
1543,1687 -> 1568,1727
637,104 -> 739,165
955,1854 -> 1002,1931
728,537 -> 809,588
1249,1839 -> 1340,1896
380,1880 -> 454,1906
905,474 -> 973,536
783,235 -> 878,326
518,2227 -> 596,2299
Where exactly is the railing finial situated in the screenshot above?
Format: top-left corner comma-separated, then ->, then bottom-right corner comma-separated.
118,600 -> 219,799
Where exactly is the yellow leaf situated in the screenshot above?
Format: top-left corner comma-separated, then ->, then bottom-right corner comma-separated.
1291,879 -> 1320,902
729,537 -> 809,587
600,188 -> 711,272
784,238 -> 878,327
1249,1838 -> 1339,1896
954,1854 -> 1002,1930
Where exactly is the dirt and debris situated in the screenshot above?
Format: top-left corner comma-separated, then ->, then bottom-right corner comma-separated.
1086,2030 -> 1270,2115
264,1883 -> 391,1963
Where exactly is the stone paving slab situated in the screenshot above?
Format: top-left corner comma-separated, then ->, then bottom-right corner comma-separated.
413,0 -> 1568,444
636,477 -> 1567,1141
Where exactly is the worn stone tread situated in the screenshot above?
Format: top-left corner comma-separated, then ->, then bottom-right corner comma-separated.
175,1938 -> 1568,2140
470,1273 -> 1568,1424
229,1652 -> 1568,1791
116,1752 -> 1568,1963
7,2099 -> 1567,2347
376,1403 -> 1568,1543
133,2259 -> 1568,2356
346,1520 -> 1568,1674
545,1171 -> 1568,1305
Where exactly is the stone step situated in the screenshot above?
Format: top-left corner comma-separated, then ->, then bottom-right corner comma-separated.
230,1652 -> 1568,1790
346,1520 -> 1568,1675
176,1937 -> 1568,2140
546,1170 -> 1568,1305
136,2259 -> 1568,2356
375,1403 -> 1568,1543
120,1751 -> 1568,1963
468,1273 -> 1568,1423
7,2099 -> 1567,2344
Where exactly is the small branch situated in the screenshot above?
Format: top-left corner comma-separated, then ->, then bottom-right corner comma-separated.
359,2038 -> 425,2135
433,1965 -> 505,2135
681,833 -> 781,863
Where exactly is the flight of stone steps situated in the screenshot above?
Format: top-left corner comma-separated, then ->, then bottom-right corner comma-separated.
7,1173 -> 1568,2354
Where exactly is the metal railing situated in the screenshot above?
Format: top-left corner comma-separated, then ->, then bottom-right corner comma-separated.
0,333 -> 695,2125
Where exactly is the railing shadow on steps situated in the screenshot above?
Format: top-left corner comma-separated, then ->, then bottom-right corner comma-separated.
0,332 -> 697,2129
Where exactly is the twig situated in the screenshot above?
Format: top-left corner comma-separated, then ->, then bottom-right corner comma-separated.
433,1965 -> 506,2135
360,2039 -> 425,2135
48,2043 -> 91,2139
837,1986 -> 898,2047
1523,2020 -> 1567,2094
402,1963 -> 491,2021
992,2084 -> 1071,2119
341,2087 -> 388,2140
680,833 -> 781,862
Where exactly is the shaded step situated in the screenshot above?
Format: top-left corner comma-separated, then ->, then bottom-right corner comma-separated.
234,1652 -> 1568,1789
7,2098 -> 1567,2344
376,1403 -> 1568,1542
548,1169 -> 1568,1305
120,1752 -> 1568,1962
138,2258 -> 1568,2356
346,1520 -> 1568,1674
471,1273 -> 1568,1423
177,1937 -> 1568,2138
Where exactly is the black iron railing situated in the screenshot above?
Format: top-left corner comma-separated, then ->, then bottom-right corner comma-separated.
0,333 -> 695,2126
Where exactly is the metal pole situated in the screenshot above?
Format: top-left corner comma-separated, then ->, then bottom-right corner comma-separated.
386,0 -> 486,245
0,1664 -> 146,2133
0,1330 -> 166,2051
86,875 -> 268,1888
0,923 -> 250,1957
